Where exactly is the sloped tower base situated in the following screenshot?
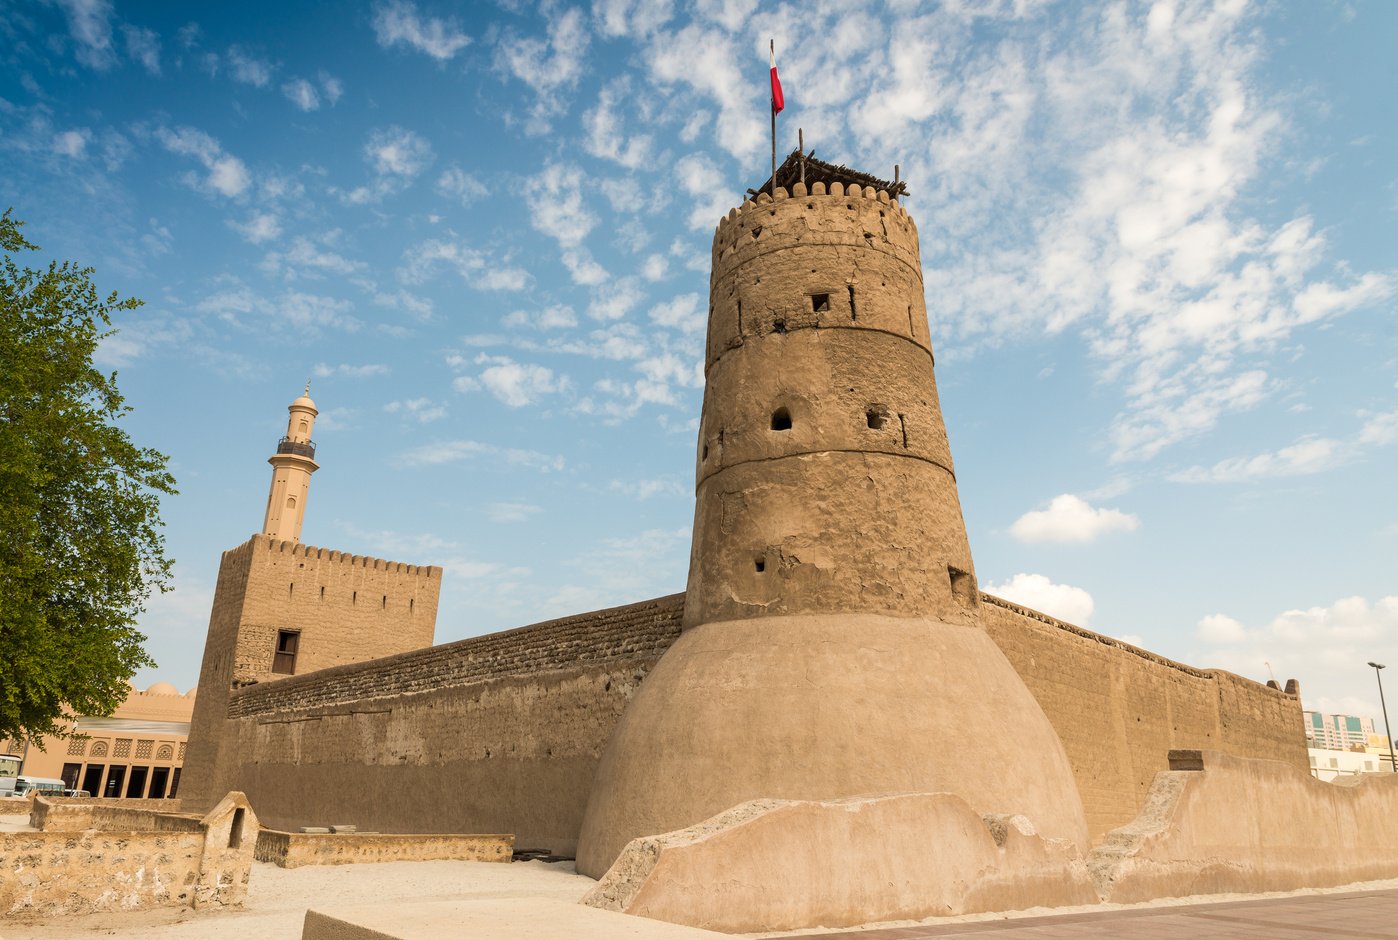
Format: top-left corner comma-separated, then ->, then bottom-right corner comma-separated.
576,613 -> 1091,877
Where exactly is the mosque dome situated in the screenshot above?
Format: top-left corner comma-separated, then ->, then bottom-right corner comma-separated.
145,681 -> 179,696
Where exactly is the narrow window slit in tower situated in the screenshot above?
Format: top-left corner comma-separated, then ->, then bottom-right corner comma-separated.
754,557 -> 766,573
289,582 -> 294,596
319,586 -> 325,601
898,414 -> 909,448
409,598 -> 414,613
810,293 -> 829,313
848,286 -> 857,321
907,305 -> 916,337
771,407 -> 792,431
866,408 -> 886,430
737,299 -> 743,332
352,591 -> 357,605
381,595 -> 387,608
702,442 -> 709,461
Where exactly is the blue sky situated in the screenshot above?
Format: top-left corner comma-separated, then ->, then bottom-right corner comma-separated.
2,0 -> 1395,724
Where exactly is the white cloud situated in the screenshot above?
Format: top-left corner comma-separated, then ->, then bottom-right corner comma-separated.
502,304 -> 578,331
1193,596 -> 1398,719
496,7 -> 590,130
319,71 -> 343,105
400,439 -> 565,472
366,125 -> 433,178
262,235 -> 363,280
583,78 -> 652,168
372,1 -> 471,60
436,166 -> 487,205
587,276 -> 644,321
643,24 -> 762,159
230,212 -> 281,244
465,354 -> 571,407
55,0 -> 116,70
609,477 -> 688,500
487,502 -> 542,523
155,125 -> 251,198
648,292 -> 704,333
338,126 -> 434,204
313,362 -> 389,379
384,397 -> 446,422
227,45 -> 273,87
52,128 -> 91,158
1196,613 -> 1248,645
122,24 -> 161,75
196,286 -> 359,334
398,239 -> 529,291
282,77 -> 320,111
641,254 -> 668,281
982,573 -> 1096,627
1359,409 -> 1398,447
1009,494 -> 1140,543
527,162 -> 596,249
1170,436 -> 1345,484
673,153 -> 732,230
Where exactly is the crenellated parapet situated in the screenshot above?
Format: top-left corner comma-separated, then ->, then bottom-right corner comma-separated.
256,534 -> 442,579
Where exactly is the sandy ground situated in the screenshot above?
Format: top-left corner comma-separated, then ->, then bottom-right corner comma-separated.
5,854 -> 1398,940
0,858 -> 597,940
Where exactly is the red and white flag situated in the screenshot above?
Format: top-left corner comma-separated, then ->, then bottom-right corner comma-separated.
769,43 -> 784,114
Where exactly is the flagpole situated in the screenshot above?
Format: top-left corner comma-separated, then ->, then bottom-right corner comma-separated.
770,39 -> 777,197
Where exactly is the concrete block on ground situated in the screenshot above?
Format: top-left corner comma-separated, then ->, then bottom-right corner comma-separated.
302,897 -> 729,939
583,791 -> 1096,933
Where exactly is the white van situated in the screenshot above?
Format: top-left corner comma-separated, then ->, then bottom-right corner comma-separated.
13,776 -> 65,797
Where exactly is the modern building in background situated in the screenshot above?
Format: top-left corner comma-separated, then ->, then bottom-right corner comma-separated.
4,682 -> 194,798
1304,710 -> 1377,751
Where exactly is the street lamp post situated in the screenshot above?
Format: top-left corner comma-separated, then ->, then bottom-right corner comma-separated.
1368,662 -> 1397,773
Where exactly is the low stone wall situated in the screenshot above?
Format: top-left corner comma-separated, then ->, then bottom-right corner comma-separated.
0,795 -> 35,815
584,792 -> 1096,933
30,798 -> 198,832
1090,749 -> 1398,902
254,830 -> 513,867
0,792 -> 258,919
47,796 -> 183,812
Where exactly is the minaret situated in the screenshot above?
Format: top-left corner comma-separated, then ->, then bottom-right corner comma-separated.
576,164 -> 1090,876
261,385 -> 318,543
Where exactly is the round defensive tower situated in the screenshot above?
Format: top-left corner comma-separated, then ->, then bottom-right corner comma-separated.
576,171 -> 1089,877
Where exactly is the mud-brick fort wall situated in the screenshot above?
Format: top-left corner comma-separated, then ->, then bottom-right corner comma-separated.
206,595 -> 684,856
179,535 -> 441,811
979,595 -> 1307,838
193,585 -> 1301,850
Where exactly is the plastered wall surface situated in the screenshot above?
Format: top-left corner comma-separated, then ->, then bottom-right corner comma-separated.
191,585 -> 1301,858
180,535 -> 441,811
200,594 -> 684,854
979,595 -> 1306,839
1090,749 -> 1398,901
688,185 -> 975,630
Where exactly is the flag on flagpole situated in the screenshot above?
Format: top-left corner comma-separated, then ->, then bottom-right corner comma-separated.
770,43 -> 784,114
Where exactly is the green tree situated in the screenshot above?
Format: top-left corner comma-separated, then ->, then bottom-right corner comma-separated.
0,209 -> 175,744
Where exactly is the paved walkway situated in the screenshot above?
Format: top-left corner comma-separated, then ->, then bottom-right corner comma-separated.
787,889 -> 1398,939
